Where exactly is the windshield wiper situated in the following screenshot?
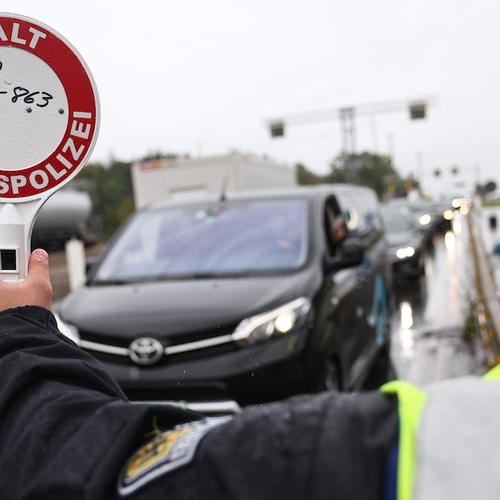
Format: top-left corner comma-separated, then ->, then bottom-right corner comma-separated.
91,277 -> 149,286
92,268 -> 288,285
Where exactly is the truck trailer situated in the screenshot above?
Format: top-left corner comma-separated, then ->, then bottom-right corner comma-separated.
131,151 -> 297,208
32,188 -> 93,249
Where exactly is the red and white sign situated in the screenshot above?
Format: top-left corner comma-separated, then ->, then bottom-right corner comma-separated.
0,13 -> 100,201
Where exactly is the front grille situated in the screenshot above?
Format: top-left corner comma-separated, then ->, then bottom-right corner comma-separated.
80,323 -> 237,347
79,323 -> 241,366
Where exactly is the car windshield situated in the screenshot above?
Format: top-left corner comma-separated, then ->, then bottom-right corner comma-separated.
386,198 -> 427,214
93,198 -> 309,283
426,201 -> 450,213
381,210 -> 413,234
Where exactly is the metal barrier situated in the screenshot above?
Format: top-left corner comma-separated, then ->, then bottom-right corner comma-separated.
468,204 -> 500,367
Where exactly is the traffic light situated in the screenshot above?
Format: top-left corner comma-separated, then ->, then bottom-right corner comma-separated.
269,121 -> 285,137
409,103 -> 426,120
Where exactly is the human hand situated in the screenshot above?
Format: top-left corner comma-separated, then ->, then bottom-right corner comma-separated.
0,249 -> 53,311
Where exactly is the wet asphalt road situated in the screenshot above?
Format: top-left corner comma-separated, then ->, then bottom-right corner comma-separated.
389,210 -> 488,386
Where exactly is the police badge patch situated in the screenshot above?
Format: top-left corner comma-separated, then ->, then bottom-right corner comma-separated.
118,416 -> 231,497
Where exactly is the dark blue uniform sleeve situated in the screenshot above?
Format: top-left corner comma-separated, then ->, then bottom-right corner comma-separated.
0,306 -> 201,499
0,306 -> 399,500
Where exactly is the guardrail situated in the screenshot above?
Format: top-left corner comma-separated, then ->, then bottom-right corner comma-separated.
468,203 -> 500,367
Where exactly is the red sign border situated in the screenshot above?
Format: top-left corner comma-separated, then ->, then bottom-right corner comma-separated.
0,13 -> 100,201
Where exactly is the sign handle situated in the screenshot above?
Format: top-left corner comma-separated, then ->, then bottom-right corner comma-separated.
0,199 -> 44,282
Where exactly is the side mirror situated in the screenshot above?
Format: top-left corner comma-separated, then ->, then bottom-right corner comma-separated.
324,236 -> 364,272
340,236 -> 364,266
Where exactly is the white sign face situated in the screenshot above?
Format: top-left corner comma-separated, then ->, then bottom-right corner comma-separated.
0,13 -> 100,202
0,47 -> 68,167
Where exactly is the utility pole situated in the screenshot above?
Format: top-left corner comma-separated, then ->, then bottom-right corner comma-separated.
339,107 -> 356,154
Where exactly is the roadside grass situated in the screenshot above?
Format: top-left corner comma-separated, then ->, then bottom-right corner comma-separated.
462,298 -> 479,341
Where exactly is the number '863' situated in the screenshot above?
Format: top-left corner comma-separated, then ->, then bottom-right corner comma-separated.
12,86 -> 53,108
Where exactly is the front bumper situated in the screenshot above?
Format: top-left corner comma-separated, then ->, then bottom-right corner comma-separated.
390,252 -> 424,279
84,329 -> 309,408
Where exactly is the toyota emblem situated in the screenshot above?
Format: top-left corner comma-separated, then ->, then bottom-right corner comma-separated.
129,337 -> 164,365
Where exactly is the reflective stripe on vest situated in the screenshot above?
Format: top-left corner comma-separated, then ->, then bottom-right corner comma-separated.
381,381 -> 426,500
483,362 -> 500,380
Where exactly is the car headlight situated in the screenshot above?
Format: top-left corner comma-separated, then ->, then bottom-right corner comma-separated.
54,312 -> 81,346
396,246 -> 416,259
232,297 -> 311,346
418,214 -> 432,226
443,209 -> 454,221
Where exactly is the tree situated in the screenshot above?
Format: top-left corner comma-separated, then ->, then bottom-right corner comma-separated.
325,152 -> 399,199
296,163 -> 322,185
75,160 -> 135,241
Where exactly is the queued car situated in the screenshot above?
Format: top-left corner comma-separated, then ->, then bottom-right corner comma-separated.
425,200 -> 455,233
381,206 -> 427,279
386,198 -> 436,246
57,185 -> 394,412
387,197 -> 456,237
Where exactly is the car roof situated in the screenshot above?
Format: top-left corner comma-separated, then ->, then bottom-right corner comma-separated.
145,184 -> 373,211
381,206 -> 413,217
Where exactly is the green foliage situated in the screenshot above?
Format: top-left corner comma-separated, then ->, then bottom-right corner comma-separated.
462,298 -> 479,341
75,160 -> 135,241
325,152 -> 398,199
482,198 -> 500,207
296,163 -> 321,185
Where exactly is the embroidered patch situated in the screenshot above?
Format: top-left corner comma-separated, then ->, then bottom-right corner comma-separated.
118,416 -> 231,497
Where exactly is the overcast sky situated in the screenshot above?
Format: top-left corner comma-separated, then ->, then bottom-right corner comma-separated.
3,1 -> 500,198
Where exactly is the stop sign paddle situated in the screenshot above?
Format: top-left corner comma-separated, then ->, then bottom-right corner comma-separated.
0,13 -> 100,281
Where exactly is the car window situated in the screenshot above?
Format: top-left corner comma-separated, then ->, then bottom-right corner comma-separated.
324,198 -> 346,256
94,199 -> 309,282
335,188 -> 383,247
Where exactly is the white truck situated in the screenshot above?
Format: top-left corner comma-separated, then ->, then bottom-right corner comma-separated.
131,151 -> 297,208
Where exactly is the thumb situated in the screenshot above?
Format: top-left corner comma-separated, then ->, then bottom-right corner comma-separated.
28,248 -> 50,278
0,249 -> 53,312
24,249 -> 53,310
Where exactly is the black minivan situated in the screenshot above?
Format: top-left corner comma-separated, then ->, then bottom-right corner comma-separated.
57,184 -> 393,411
